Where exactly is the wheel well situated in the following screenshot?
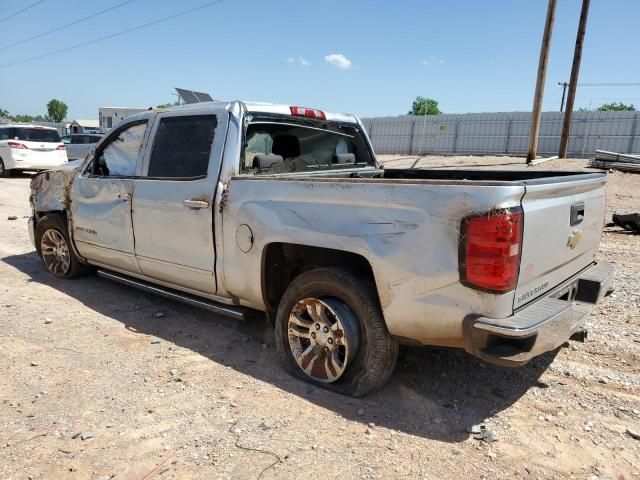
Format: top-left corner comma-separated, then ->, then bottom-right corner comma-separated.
261,243 -> 375,314
35,210 -> 67,222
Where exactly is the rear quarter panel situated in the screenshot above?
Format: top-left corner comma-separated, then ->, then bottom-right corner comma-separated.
221,177 -> 525,346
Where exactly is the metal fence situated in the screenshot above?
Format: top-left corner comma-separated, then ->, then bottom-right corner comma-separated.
361,111 -> 640,158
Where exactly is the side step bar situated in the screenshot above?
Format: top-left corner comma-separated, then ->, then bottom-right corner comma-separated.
97,269 -> 248,321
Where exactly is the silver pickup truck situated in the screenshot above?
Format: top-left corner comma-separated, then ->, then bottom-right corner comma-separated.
28,101 -> 613,397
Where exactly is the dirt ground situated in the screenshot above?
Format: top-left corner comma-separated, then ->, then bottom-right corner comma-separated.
1,156 -> 639,480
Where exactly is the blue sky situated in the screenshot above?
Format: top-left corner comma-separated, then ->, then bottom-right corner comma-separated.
0,0 -> 638,120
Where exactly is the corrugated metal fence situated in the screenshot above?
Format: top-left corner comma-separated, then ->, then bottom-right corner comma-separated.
362,111 -> 640,158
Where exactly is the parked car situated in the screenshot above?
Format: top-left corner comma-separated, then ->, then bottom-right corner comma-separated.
0,124 -> 67,175
28,101 -> 613,397
60,133 -> 103,161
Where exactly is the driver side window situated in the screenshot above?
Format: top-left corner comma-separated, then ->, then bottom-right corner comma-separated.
91,121 -> 148,177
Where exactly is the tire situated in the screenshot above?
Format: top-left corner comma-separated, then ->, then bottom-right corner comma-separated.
35,215 -> 90,278
275,267 -> 398,397
0,158 -> 9,177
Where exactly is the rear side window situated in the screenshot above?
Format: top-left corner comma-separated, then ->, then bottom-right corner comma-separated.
148,115 -> 217,178
0,128 -> 10,140
13,128 -> 61,142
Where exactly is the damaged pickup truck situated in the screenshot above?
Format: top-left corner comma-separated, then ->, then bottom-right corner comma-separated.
29,101 -> 613,397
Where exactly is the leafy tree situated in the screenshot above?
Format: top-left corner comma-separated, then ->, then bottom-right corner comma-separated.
156,101 -> 181,108
0,107 -> 10,119
13,114 -> 34,123
597,102 -> 635,112
33,115 -> 46,121
46,99 -> 68,123
409,96 -> 441,115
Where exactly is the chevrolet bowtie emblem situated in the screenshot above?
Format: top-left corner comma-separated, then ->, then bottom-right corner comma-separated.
567,229 -> 582,249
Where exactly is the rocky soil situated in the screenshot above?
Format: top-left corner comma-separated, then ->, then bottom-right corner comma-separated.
0,158 -> 638,479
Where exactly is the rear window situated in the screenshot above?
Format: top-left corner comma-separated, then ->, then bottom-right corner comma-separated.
242,120 -> 373,174
13,128 -> 61,143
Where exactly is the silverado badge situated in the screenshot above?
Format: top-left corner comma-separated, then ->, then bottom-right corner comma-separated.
567,229 -> 582,249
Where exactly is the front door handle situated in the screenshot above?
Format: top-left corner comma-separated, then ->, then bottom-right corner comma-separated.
183,199 -> 209,209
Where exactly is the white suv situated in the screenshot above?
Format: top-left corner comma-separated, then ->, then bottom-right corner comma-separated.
0,125 -> 68,176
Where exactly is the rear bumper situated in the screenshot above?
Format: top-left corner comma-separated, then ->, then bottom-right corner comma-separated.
463,262 -> 614,367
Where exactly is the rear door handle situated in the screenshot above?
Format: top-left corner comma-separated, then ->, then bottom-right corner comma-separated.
183,199 -> 209,209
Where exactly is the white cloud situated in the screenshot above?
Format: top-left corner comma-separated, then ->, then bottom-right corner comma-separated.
420,56 -> 445,66
324,53 -> 352,70
299,57 -> 310,67
287,57 -> 295,64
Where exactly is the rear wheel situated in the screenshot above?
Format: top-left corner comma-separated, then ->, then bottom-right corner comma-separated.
35,215 -> 90,278
275,267 -> 398,397
0,158 -> 9,177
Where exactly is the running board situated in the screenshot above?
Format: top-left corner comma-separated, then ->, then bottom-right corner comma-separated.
96,269 -> 248,321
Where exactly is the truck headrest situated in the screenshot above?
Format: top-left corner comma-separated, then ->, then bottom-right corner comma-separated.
253,154 -> 283,171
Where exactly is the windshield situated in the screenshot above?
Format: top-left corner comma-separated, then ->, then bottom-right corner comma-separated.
243,120 -> 373,174
14,128 -> 61,143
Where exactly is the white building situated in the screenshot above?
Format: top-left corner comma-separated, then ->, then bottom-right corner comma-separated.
69,119 -> 100,134
99,107 -> 147,133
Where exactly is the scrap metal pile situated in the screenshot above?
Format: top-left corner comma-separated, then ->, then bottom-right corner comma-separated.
590,150 -> 640,173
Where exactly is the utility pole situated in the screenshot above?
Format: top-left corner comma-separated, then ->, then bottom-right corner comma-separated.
527,0 -> 557,164
558,82 -> 569,111
559,0 -> 591,158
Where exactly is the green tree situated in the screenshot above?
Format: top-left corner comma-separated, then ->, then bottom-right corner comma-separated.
0,107 -> 10,119
156,101 -> 181,108
46,99 -> 68,123
597,102 -> 635,112
409,96 -> 441,115
13,114 -> 34,123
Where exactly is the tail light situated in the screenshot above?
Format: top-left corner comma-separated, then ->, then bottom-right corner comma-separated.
460,207 -> 523,293
56,144 -> 66,150
8,141 -> 28,149
290,106 -> 326,120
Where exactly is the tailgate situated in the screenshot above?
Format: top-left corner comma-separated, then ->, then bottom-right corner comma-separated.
514,174 -> 607,309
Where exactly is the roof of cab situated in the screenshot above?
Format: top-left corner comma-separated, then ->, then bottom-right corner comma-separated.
153,100 -> 359,124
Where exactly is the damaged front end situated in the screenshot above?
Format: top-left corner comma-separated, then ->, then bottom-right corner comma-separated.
28,166 -> 79,247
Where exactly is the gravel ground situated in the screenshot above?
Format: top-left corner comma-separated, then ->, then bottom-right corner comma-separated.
1,158 -> 639,480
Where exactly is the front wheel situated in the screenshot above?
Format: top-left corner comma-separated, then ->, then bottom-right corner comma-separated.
35,215 -> 90,278
275,267 -> 398,397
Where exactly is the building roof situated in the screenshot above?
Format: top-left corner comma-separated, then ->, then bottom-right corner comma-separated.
71,119 -> 99,128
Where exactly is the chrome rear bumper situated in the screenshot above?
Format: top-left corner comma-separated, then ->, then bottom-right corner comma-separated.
464,262 -> 614,367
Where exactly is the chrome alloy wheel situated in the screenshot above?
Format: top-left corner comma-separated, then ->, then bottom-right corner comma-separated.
40,229 -> 71,276
287,297 -> 360,383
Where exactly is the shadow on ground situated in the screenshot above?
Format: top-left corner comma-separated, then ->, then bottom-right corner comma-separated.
2,251 -> 558,443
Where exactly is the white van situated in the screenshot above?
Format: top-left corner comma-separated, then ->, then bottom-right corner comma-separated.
0,125 -> 68,176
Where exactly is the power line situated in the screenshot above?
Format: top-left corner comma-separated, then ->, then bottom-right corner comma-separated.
0,0 -> 47,23
0,0 -> 226,68
0,0 -> 138,52
578,83 -> 640,87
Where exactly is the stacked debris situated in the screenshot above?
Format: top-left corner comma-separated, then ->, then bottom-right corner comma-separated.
612,213 -> 640,233
590,150 -> 640,173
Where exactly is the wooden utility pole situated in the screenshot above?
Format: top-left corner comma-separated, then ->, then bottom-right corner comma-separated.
559,0 -> 591,158
527,0 -> 557,164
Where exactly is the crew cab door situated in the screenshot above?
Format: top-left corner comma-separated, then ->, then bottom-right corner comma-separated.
69,117 -> 152,273
131,108 -> 228,294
